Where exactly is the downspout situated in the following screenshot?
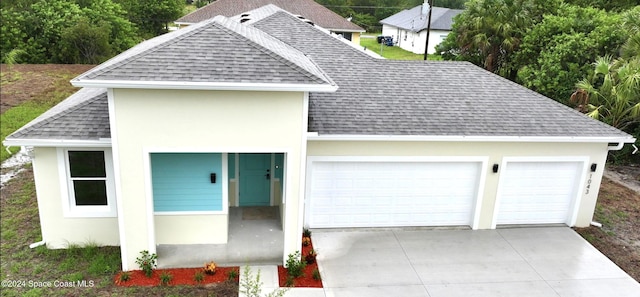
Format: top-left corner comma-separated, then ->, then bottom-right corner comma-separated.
607,142 -> 624,151
29,241 -> 45,249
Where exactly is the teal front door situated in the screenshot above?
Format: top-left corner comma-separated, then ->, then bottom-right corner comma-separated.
239,153 -> 271,206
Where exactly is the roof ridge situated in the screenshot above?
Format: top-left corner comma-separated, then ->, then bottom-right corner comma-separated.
258,11 -> 378,63
211,16 -> 335,85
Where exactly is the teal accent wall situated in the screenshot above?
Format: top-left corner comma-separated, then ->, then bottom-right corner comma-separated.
229,153 -> 236,178
151,153 -> 222,212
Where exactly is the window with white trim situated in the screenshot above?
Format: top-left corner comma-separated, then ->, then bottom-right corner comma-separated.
62,149 -> 116,217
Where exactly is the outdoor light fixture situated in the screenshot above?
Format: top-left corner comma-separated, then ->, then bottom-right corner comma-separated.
492,164 -> 499,173
591,163 -> 597,172
210,173 -> 217,183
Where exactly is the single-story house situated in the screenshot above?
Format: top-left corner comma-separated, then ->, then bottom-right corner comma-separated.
4,4 -> 635,271
380,3 -> 463,54
175,0 -> 365,44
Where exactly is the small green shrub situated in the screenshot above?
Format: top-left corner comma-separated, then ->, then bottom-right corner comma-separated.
160,271 -> 173,286
285,275 -> 295,287
227,268 -> 239,281
285,251 -> 306,278
312,268 -> 321,281
119,271 -> 131,282
135,250 -> 157,277
194,270 -> 205,283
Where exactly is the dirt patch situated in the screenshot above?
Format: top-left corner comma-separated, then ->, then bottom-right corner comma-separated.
575,177 -> 640,282
605,164 -> 640,193
0,64 -> 94,114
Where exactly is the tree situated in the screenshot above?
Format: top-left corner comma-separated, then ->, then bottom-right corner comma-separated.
565,0 -> 637,12
58,18 -> 113,64
620,6 -> 640,59
515,5 -> 627,102
573,56 -> 640,131
81,0 -> 139,54
1,0 -> 139,64
436,0 -> 561,78
118,0 -> 184,37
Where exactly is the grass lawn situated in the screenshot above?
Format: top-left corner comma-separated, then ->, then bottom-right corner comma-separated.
360,34 -> 442,61
0,168 -> 238,296
0,65 -> 91,162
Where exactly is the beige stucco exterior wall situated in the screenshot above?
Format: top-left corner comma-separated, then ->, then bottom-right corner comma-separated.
351,32 -> 361,46
111,89 -> 306,270
307,140 -> 610,229
154,215 -> 228,244
31,147 -> 119,248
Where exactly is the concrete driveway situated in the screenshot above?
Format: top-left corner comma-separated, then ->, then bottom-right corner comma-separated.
312,227 -> 640,297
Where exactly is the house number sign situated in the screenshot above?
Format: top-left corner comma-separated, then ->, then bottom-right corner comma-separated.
585,173 -> 593,195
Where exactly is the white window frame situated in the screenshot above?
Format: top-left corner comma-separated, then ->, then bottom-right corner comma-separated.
58,148 -> 117,217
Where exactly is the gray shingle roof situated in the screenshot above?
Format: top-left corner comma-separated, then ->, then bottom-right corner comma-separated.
5,5 -> 632,143
7,88 -> 109,141
253,10 -> 630,138
73,16 -> 334,87
176,0 -> 364,32
380,6 -> 463,32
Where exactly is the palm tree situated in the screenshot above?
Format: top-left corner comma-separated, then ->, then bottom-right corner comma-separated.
574,55 -> 640,131
453,0 -> 559,78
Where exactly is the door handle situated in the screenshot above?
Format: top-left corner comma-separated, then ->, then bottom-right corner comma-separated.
266,169 -> 270,180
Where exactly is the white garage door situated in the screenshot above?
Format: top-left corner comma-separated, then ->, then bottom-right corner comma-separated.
496,161 -> 584,225
306,161 -> 482,228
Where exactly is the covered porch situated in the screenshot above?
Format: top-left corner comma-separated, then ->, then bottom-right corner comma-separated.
156,206 -> 284,268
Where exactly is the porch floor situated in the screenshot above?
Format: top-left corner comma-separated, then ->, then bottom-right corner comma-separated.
156,206 -> 284,268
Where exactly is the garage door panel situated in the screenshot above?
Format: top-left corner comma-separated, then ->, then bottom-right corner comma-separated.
496,161 -> 582,225
307,161 -> 481,228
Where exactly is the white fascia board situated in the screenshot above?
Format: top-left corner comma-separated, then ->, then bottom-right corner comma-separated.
306,133 -> 636,144
2,138 -> 112,147
328,28 -> 366,33
71,80 -> 338,93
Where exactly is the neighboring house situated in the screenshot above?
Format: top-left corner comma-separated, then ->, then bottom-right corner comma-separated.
380,4 -> 463,54
175,0 -> 365,44
4,4 -> 635,271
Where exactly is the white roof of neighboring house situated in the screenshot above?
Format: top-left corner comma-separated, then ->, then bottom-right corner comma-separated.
380,5 -> 463,32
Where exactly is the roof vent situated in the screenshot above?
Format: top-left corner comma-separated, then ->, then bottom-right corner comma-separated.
241,13 -> 250,17
240,18 -> 251,23
305,20 -> 314,26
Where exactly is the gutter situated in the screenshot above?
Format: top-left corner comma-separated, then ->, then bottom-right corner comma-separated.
72,80 -> 338,93
2,138 -> 112,148
307,133 -> 636,144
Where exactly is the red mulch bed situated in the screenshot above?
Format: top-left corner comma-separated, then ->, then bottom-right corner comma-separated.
115,266 -> 239,287
277,236 -> 323,288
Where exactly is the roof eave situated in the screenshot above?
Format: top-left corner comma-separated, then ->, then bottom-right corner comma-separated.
3,138 -> 112,147
71,80 -> 338,93
307,133 -> 636,144
328,28 -> 366,33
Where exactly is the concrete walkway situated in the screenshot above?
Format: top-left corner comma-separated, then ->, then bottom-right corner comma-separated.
312,227 -> 640,297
